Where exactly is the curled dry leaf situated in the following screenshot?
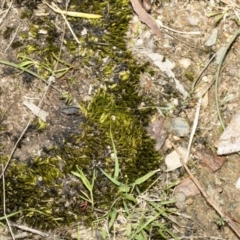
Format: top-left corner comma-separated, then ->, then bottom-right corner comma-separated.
23,100 -> 49,122
165,146 -> 188,172
175,177 -> 200,197
215,111 -> 240,155
194,146 -> 226,172
146,113 -> 168,151
130,0 -> 163,40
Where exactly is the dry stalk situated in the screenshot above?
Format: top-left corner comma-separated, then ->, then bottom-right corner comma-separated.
2,165 -> 15,240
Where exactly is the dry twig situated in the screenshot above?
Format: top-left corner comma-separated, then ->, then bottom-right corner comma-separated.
2,165 -> 15,240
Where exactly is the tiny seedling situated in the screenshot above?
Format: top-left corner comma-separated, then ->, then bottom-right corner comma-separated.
37,118 -> 47,131
215,214 -> 227,228
71,166 -> 96,211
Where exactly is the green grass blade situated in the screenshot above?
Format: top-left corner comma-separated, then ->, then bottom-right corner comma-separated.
0,59 -> 62,93
110,130 -> 119,180
157,229 -> 169,239
122,193 -> 137,203
133,169 -> 159,185
79,195 -> 90,202
17,61 -> 34,68
164,228 -> 179,240
100,168 -> 121,186
123,200 -> 130,215
126,223 -> 132,236
129,214 -> 160,240
72,166 -> 92,192
119,184 -> 130,193
135,234 -> 145,240
91,169 -> 96,187
43,1 -> 102,19
108,208 -> 117,229
62,11 -> 102,19
164,180 -> 179,190
0,210 -> 22,220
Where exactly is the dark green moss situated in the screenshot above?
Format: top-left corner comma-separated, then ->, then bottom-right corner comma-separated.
3,27 -> 14,39
0,0 -> 162,231
185,70 -> 195,82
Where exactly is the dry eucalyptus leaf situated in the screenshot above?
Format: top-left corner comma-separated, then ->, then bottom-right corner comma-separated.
146,113 -> 168,151
23,101 -> 49,122
194,146 -> 226,172
215,111 -> 240,155
165,146 -> 188,172
175,177 -> 200,197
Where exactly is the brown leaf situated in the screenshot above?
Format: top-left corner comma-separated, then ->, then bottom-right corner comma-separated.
130,0 -> 163,40
175,177 -> 200,197
146,113 -> 168,151
194,146 -> 227,172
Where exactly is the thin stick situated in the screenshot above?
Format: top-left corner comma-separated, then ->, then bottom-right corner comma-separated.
0,1 -> 12,25
0,120 -> 32,180
9,222 -> 49,238
158,21 -> 201,35
130,0 -> 163,40
192,53 -> 216,91
2,165 -> 15,240
185,97 -> 202,163
4,23 -> 21,53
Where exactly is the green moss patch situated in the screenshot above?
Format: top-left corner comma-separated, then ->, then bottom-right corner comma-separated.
0,0 -> 161,230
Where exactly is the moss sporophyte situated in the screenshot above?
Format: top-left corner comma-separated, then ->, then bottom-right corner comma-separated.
0,0 -> 161,230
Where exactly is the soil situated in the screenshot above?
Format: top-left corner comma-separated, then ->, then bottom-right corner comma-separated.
1,0 -> 240,239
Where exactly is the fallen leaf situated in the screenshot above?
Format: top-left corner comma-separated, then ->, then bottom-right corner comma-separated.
130,0 -> 163,40
165,146 -> 188,172
215,111 -> 240,155
23,101 -> 49,122
194,146 -> 226,172
175,177 -> 200,197
164,117 -> 190,137
146,113 -> 168,151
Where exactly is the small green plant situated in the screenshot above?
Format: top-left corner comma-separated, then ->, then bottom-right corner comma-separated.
71,166 -> 96,211
206,3 -> 240,26
37,118 -> 47,131
215,214 -> 226,228
17,53 -> 73,79
60,91 -> 73,105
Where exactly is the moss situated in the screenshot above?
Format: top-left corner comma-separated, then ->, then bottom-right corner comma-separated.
0,0 -> 162,231
3,27 -> 14,39
185,70 -> 195,82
